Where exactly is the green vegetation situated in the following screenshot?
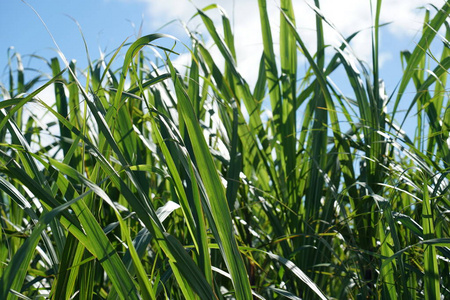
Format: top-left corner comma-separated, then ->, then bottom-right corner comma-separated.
1,1 -> 450,299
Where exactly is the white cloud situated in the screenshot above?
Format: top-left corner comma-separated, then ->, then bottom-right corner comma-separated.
115,0 -> 446,87
299,0 -> 444,65
380,0 -> 445,35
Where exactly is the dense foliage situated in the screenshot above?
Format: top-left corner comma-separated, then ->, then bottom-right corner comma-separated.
1,0 -> 450,299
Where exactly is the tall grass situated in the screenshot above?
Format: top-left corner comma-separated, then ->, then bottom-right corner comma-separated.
1,0 -> 450,299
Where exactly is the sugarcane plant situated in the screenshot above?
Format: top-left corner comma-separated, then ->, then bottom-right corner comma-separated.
1,0 -> 450,299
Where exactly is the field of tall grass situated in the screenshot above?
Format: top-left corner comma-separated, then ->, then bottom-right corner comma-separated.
1,0 -> 450,299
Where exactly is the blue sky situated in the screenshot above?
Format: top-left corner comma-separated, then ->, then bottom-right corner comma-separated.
1,0 -> 447,123
1,1 -> 153,71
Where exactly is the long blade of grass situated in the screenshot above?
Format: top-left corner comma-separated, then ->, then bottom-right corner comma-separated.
422,174 -> 440,299
168,58 -> 252,299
